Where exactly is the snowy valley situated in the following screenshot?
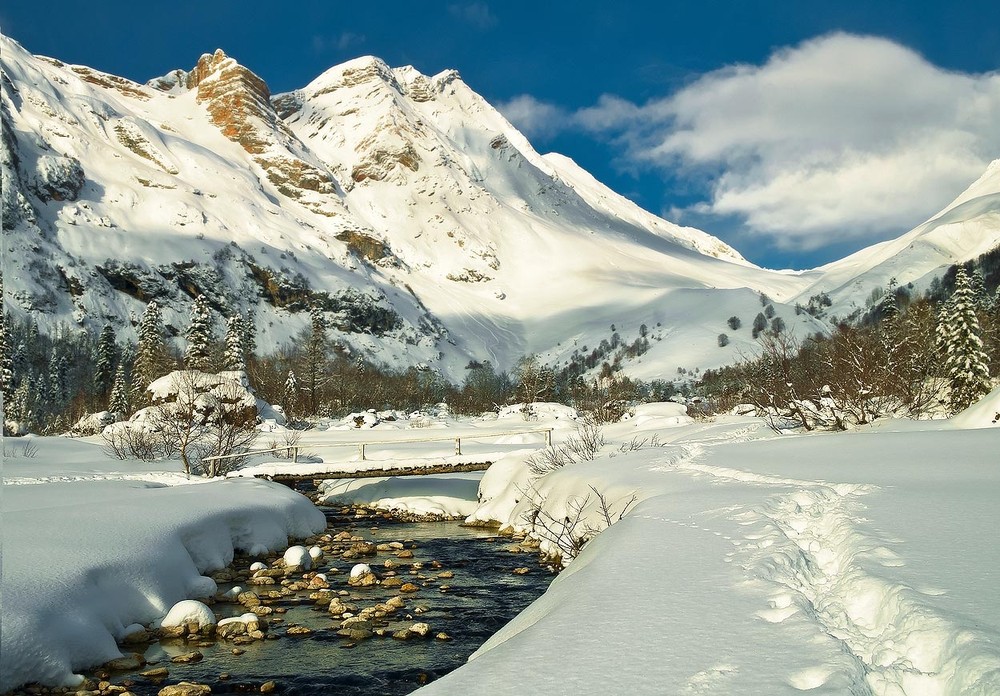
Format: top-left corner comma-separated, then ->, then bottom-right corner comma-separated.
3,26 -> 1000,696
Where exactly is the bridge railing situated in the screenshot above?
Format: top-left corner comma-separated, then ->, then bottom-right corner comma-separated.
203,427 -> 553,469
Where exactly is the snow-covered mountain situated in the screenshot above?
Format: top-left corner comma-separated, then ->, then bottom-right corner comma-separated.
3,34 -> 995,380
793,159 -> 1000,317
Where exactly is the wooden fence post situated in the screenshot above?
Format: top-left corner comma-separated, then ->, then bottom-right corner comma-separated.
455,438 -> 462,456
292,447 -> 298,463
359,443 -> 366,461
544,429 -> 552,447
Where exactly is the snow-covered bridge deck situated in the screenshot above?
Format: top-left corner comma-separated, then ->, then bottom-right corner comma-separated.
221,428 -> 553,483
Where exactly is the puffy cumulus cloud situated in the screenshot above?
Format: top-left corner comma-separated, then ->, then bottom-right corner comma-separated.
496,94 -> 570,140
581,33 -> 1000,250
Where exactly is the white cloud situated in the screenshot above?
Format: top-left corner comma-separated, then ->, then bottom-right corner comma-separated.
496,94 -> 569,140
448,3 -> 498,30
311,32 -> 366,55
578,33 -> 1000,250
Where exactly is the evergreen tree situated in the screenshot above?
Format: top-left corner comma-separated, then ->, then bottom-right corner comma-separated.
304,304 -> 328,414
109,362 -> 130,418
283,369 -> 299,421
49,353 -> 69,405
971,267 -> 989,310
184,294 -> 215,372
752,312 -> 768,339
223,315 -> 246,372
938,267 -> 991,412
1,308 -> 13,421
134,301 -> 167,393
94,324 -> 117,395
879,278 -> 900,322
242,310 -> 257,359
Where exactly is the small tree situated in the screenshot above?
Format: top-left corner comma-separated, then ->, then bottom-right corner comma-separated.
304,304 -> 328,414
184,295 -> 215,372
223,315 -> 246,372
108,362 -> 131,418
727,316 -> 742,331
717,333 -> 730,347
133,301 -> 168,396
282,369 -> 299,422
752,312 -> 768,339
94,324 -> 117,397
938,267 -> 991,412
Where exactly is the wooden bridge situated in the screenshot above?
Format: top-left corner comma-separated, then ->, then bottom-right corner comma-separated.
210,428 -> 553,484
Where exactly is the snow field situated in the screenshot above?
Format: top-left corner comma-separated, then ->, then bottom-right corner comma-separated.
419,416 -> 1000,694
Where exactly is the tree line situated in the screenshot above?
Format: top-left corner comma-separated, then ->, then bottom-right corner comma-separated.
699,264 -> 999,429
0,285 -> 680,435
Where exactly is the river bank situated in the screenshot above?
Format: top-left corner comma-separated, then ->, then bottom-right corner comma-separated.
2,501 -> 551,696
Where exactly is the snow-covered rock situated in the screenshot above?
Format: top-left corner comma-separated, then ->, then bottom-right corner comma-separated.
159,600 -> 216,629
282,545 -> 312,570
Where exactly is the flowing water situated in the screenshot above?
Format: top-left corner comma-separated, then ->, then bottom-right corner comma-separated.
83,509 -> 553,695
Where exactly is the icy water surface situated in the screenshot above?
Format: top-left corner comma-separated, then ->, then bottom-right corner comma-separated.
87,511 -> 552,695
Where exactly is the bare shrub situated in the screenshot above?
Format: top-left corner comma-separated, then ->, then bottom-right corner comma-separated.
617,433 -> 661,453
101,425 -> 161,461
519,483 -> 638,568
2,440 -> 40,458
526,418 -> 605,475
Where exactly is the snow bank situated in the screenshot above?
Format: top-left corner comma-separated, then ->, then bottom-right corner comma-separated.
317,473 -> 483,518
497,402 -> 579,424
950,385 -> 1000,429
423,421 -> 1000,694
626,401 -> 694,429
1,477 -> 325,691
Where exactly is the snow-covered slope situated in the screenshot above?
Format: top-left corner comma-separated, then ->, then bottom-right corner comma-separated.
795,159 -> 1000,317
1,36 -> 822,378
12,34 -> 973,379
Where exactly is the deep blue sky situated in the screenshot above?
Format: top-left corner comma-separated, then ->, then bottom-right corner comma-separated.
3,1 -> 998,269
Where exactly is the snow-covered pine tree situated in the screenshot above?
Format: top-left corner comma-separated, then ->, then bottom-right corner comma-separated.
184,294 -> 215,372
242,310 -> 257,359
0,307 -> 13,420
94,324 -> 117,395
48,352 -> 69,405
304,304 -> 328,414
133,301 -> 168,394
223,315 -> 246,372
971,267 -> 989,310
109,362 -> 130,418
938,266 -> 991,412
283,369 -> 299,421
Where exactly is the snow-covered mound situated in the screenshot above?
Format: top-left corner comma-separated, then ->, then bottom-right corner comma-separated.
0,475 -> 324,691
950,385 -> 1000,429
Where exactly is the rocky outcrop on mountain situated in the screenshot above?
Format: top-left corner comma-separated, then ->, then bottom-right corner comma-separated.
188,49 -> 283,155
174,49 -> 345,213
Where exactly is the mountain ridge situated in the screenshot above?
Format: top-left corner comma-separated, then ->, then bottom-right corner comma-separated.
2,34 -> 996,379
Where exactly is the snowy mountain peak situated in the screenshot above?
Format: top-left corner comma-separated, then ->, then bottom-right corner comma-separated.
19,37 -> 988,380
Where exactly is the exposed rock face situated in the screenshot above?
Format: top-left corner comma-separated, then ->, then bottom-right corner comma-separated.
190,49 -> 278,155
186,49 -> 340,211
32,154 -> 85,201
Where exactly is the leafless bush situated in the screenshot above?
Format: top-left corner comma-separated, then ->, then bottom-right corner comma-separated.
526,418 -> 605,475
2,440 -> 39,458
101,425 -> 161,461
616,433 -> 662,453
519,483 -> 638,568
267,429 -> 303,459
